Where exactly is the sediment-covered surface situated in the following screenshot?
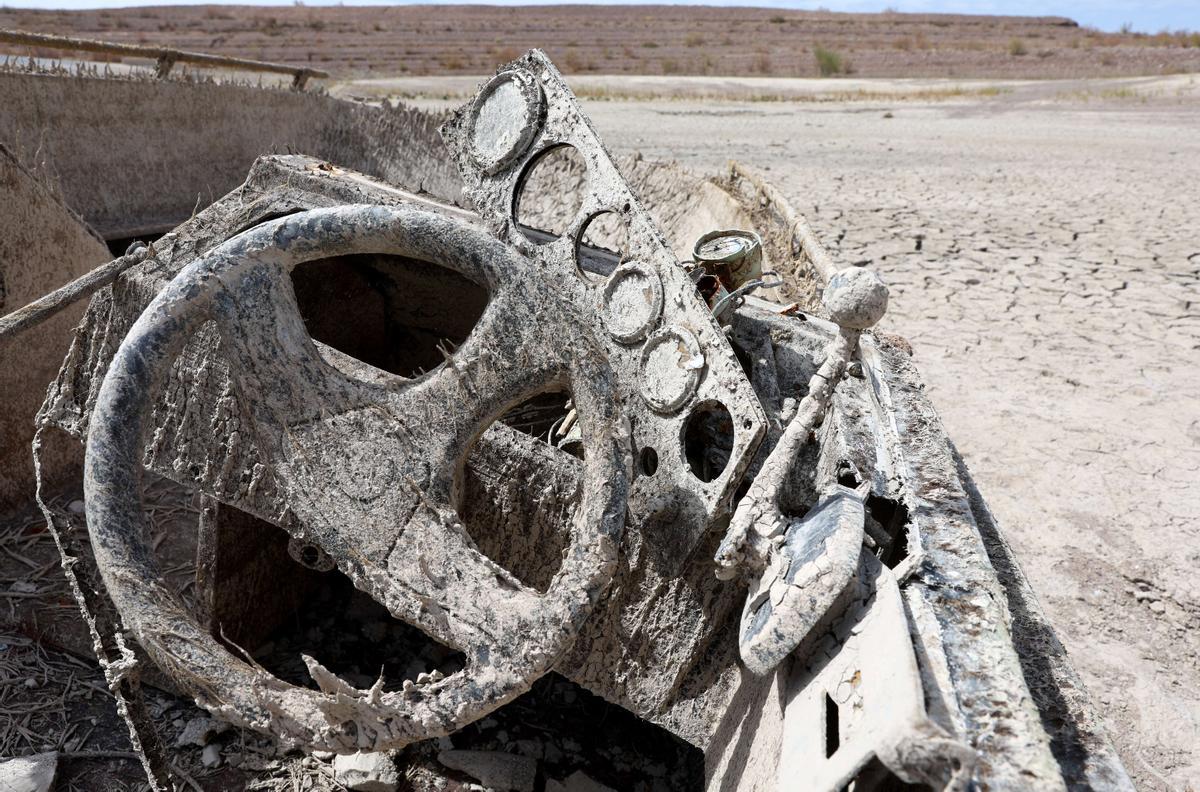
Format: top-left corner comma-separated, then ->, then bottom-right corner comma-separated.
562,82 -> 1199,789
0,70 -> 460,239
0,145 -> 109,516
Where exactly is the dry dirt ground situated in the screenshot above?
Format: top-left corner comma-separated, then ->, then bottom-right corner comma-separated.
2,5 -> 1200,80
582,77 -> 1199,791
390,73 -> 1200,789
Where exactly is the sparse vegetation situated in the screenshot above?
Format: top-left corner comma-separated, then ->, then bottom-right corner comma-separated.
1056,86 -> 1151,103
0,5 -> 1194,79
814,46 -> 847,76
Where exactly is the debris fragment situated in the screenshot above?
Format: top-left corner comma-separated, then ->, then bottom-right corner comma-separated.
175,714 -> 233,747
0,752 -> 57,792
199,743 -> 222,769
332,751 -> 401,792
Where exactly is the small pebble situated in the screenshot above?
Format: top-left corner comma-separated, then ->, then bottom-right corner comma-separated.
200,744 -> 222,769
333,751 -> 400,792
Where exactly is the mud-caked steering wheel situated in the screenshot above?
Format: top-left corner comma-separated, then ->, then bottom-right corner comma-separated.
84,206 -> 629,752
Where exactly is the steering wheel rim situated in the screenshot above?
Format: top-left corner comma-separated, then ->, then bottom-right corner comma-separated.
84,205 -> 628,751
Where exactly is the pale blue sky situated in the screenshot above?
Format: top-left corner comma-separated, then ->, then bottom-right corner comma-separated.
2,0 -> 1196,34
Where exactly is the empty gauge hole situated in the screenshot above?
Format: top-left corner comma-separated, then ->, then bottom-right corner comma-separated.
576,210 -> 630,284
683,401 -> 734,483
640,447 -> 659,477
514,144 -> 587,245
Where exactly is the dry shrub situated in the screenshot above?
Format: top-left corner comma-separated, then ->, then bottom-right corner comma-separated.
814,46 -> 845,75
1149,30 -> 1200,48
1008,38 -> 1028,56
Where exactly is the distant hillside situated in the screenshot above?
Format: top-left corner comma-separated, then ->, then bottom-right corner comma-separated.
2,5 -> 1198,79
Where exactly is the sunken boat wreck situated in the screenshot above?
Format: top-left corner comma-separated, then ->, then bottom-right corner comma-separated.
0,37 -> 1132,791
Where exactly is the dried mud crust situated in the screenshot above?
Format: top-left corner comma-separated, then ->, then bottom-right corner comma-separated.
583,96 -> 1200,789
